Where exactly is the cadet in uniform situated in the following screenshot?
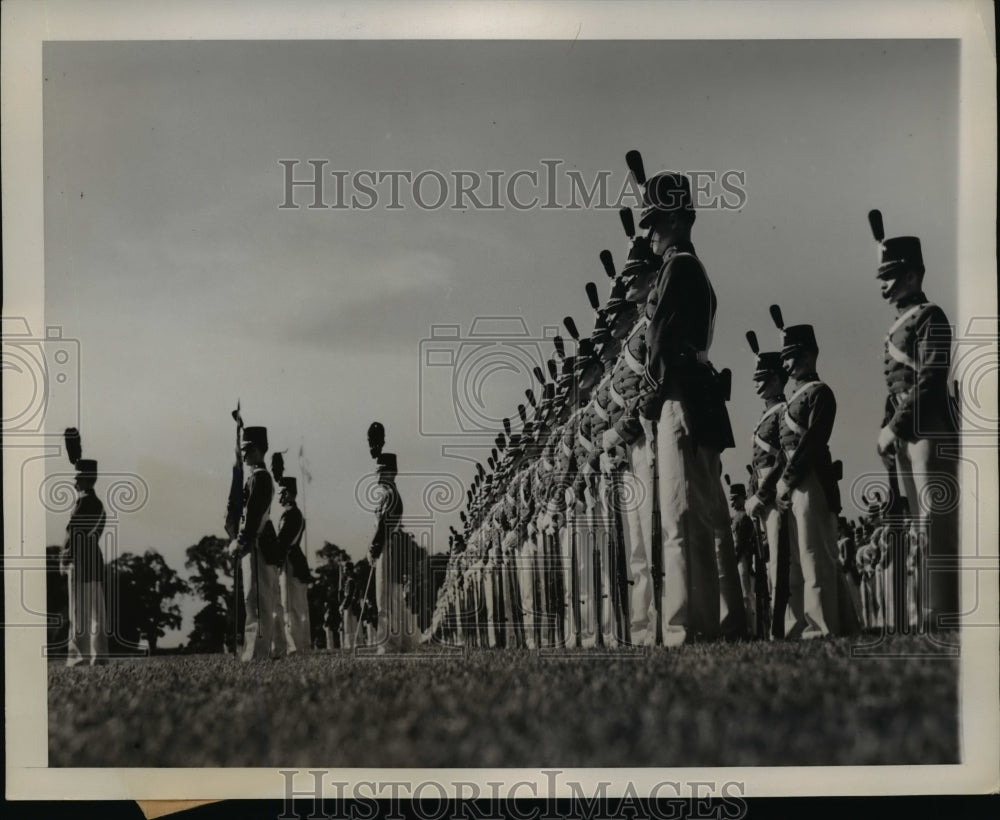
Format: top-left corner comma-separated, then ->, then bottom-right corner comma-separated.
368,422 -> 416,653
770,313 -> 858,638
277,477 -> 312,654
868,210 -> 959,633
744,336 -> 794,638
61,429 -> 109,667
728,481 -> 757,635
638,165 -> 745,646
230,425 -> 281,661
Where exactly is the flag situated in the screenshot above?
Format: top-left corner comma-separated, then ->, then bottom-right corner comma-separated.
299,443 -> 313,484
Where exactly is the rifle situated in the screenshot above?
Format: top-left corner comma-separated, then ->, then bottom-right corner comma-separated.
225,402 -> 244,540
750,515 -> 772,639
745,464 -> 771,639
610,468 -> 631,646
649,422 -> 664,647
226,402 -> 244,655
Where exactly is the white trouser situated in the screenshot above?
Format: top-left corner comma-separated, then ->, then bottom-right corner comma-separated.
66,571 -> 108,666
241,550 -> 282,661
896,438 -> 959,630
518,540 -> 537,649
786,470 -> 845,639
281,567 -> 311,653
656,399 -> 744,645
622,434 -> 655,646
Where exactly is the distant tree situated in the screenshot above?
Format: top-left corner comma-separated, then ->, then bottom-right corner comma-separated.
185,535 -> 242,653
108,549 -> 189,654
309,541 -> 351,649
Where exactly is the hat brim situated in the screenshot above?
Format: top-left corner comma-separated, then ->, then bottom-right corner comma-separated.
753,368 -> 783,379
604,299 -> 635,316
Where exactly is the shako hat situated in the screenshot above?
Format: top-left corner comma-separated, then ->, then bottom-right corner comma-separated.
241,426 -> 269,451
868,209 -> 925,280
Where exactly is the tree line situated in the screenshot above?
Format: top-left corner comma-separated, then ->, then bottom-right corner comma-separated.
46,531 -> 448,655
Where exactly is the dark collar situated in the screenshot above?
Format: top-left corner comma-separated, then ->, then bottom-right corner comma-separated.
665,239 -> 696,257
895,291 -> 928,312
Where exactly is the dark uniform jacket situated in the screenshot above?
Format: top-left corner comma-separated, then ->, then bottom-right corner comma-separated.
749,400 -> 786,507
608,289 -> 660,446
278,504 -> 310,582
62,490 -> 106,582
779,375 -> 841,513
238,465 -> 274,555
882,292 -> 955,441
642,242 -> 734,450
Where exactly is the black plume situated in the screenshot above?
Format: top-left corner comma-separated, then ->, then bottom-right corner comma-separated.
496,434 -> 506,451
491,447 -> 497,461
619,207 -> 636,239
547,359 -> 559,381
518,403 -> 528,422
544,383 -> 555,401
745,331 -> 760,354
533,365 -> 546,385
724,473 -> 731,487
625,149 -> 646,186
563,316 -> 580,340
488,456 -> 495,471
585,282 -> 600,311
769,304 -> 785,330
745,464 -> 753,476
599,250 -> 615,279
553,335 -> 565,359
503,417 -> 511,435
525,388 -> 537,407
868,209 -> 885,242
64,427 -> 82,465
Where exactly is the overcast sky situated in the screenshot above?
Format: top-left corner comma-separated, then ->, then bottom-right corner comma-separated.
43,39 -> 958,644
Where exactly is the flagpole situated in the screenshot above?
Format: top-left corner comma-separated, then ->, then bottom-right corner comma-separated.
299,438 -> 309,567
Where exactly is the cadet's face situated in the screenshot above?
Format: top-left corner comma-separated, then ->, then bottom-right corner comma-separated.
241,444 -> 262,465
611,304 -> 638,339
647,221 -> 669,256
754,372 -> 781,400
75,474 -> 95,492
880,269 -> 921,304
782,349 -> 812,379
625,267 -> 658,303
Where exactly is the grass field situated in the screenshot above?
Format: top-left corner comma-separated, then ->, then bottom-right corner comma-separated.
48,634 -> 960,768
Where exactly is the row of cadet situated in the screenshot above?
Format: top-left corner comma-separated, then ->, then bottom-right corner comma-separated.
428,149 -> 959,649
